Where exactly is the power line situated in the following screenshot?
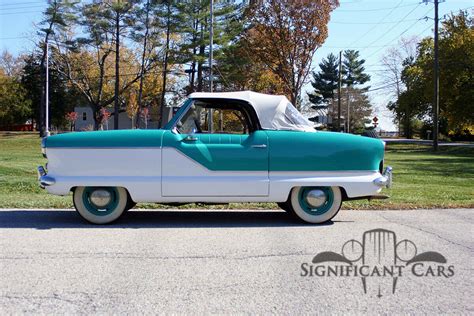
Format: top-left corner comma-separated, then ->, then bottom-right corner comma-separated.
0,36 -> 31,40
0,10 -> 40,15
331,18 -> 420,25
346,0 -> 407,48
364,19 -> 432,60
336,3 -> 419,12
0,5 -> 45,11
358,4 -> 426,52
0,1 -> 44,6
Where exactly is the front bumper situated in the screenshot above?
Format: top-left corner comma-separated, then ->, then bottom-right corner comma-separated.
373,166 -> 393,189
37,165 -> 55,189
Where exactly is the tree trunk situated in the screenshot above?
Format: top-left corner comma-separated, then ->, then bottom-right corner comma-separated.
114,10 -> 120,130
196,18 -> 205,92
159,2 -> 172,128
135,0 -> 150,129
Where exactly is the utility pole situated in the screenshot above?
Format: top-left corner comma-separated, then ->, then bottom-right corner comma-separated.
337,51 -> 342,132
347,90 -> 351,133
433,0 -> 440,151
45,41 -> 50,137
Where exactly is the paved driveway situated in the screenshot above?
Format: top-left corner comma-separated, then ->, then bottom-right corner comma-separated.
1,208 -> 473,314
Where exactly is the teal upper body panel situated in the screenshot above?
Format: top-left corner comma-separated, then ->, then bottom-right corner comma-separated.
162,130 -> 269,171
266,130 -> 384,171
45,129 -> 165,148
44,128 -> 384,172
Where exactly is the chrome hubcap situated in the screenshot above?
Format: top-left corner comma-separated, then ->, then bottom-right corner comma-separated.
90,189 -> 112,208
305,189 -> 327,208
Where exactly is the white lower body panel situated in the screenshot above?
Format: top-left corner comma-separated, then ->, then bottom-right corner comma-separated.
44,148 -> 382,202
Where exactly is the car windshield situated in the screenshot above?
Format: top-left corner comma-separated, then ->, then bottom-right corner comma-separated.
174,100 -> 250,135
283,103 -> 312,127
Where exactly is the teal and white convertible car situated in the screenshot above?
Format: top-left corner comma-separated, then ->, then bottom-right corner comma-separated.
38,91 -> 392,224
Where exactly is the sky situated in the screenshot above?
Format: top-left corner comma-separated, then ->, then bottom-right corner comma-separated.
1,0 -> 473,131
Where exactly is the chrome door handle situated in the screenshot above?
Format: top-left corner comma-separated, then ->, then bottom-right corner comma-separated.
251,144 -> 267,148
183,135 -> 198,142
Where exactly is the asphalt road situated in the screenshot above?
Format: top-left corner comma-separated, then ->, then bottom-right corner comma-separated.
1,208 -> 473,314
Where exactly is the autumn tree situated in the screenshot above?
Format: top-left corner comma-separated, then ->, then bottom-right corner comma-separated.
387,11 -> 473,138
245,0 -> 338,108
0,69 -> 32,127
51,1 -> 160,130
216,39 -> 285,94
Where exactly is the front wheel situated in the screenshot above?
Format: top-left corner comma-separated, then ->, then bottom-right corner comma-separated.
73,186 -> 129,224
288,186 -> 342,224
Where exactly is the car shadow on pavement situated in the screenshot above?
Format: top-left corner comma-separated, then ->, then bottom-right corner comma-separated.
0,209 -> 353,229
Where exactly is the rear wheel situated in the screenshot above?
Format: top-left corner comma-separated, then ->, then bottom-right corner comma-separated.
73,186 -> 128,224
288,186 -> 342,224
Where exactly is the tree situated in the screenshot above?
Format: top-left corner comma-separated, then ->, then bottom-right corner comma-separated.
328,87 -> 372,133
108,0 -> 136,129
307,53 -> 339,106
65,111 -> 78,131
379,37 -> 417,99
0,50 -> 23,78
177,0 -> 243,94
341,50 -> 370,132
215,39 -> 285,94
438,11 -> 474,131
379,37 -> 417,133
21,54 -> 78,129
0,70 -> 32,127
245,0 -> 338,107
131,0 -> 159,128
342,50 -> 370,87
386,11 -> 473,137
307,53 -> 339,128
51,0 -> 161,130
37,0 -> 78,135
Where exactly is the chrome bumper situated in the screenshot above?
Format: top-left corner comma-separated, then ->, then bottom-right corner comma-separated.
373,166 -> 393,189
37,165 -> 55,189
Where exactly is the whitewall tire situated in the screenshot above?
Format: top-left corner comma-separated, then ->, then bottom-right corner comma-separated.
73,186 -> 128,224
289,186 -> 342,224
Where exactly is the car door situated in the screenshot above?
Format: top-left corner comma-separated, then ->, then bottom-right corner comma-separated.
161,103 -> 269,197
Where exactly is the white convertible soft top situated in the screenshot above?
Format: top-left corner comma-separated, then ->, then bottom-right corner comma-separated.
189,91 -> 315,132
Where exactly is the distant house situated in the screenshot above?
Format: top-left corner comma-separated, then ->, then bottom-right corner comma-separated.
73,106 -> 176,130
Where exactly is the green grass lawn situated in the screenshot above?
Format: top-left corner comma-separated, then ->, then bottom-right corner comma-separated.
0,132 -> 472,209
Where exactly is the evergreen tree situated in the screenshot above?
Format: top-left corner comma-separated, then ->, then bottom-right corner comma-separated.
37,0 -> 78,135
176,0 -> 243,93
342,50 -> 370,87
21,54 -> 79,128
307,53 -> 339,107
341,50 -> 370,132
